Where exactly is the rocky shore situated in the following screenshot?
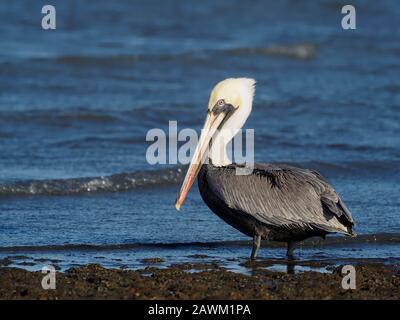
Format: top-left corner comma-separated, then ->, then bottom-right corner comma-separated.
0,261 -> 398,299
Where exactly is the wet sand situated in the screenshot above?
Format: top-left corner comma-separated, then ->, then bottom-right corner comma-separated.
0,261 -> 398,300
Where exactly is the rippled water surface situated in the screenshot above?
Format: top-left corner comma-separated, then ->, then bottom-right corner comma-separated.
0,0 -> 399,270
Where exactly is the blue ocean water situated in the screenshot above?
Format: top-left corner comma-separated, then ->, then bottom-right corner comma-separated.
0,0 -> 399,271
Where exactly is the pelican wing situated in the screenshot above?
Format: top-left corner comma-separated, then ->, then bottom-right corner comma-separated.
205,163 -> 354,234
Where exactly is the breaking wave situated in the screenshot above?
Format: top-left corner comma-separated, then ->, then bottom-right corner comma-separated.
0,160 -> 398,196
0,166 -> 186,196
27,43 -> 318,67
222,43 -> 317,59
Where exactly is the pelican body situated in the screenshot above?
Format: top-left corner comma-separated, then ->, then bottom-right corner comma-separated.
175,78 -> 355,259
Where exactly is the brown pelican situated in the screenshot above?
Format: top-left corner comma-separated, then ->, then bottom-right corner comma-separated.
175,78 -> 355,259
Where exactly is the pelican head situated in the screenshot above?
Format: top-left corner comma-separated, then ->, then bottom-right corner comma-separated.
175,77 -> 256,210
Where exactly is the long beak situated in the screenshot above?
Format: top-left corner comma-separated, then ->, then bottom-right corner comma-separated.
175,111 -> 228,210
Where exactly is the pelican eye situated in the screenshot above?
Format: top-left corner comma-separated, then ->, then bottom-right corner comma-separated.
212,99 -> 226,114
212,100 -> 235,115
216,99 -> 225,107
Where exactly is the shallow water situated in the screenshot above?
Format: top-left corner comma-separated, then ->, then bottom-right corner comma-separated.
0,0 -> 399,271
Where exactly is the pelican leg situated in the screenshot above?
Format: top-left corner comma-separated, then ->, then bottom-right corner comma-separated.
286,241 -> 295,258
250,235 -> 261,260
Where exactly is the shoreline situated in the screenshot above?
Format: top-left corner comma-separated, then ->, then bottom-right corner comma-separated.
1,233 -> 399,274
0,232 -> 399,252
0,261 -> 398,300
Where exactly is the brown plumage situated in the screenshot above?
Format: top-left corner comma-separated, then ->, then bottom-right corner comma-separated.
198,163 -> 355,258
